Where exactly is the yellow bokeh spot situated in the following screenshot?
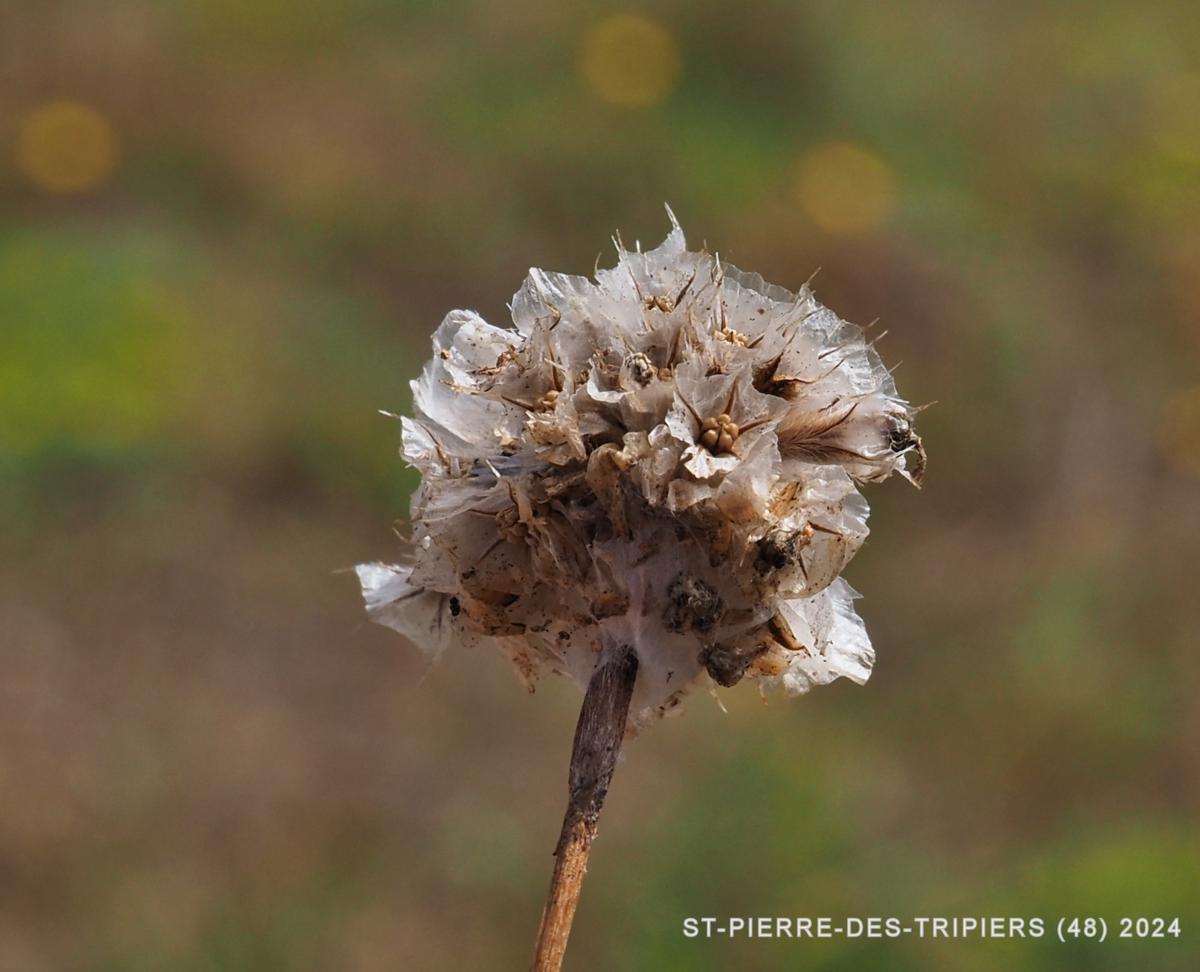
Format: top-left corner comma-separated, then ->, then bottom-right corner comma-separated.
580,14 -> 681,109
15,100 -> 120,195
1158,385 -> 1200,479
794,141 -> 897,236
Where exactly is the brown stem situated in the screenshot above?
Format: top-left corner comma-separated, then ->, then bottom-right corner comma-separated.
530,643 -> 639,972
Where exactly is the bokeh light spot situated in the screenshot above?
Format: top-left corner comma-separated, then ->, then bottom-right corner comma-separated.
580,14 -> 681,109
794,141 -> 897,236
15,100 -> 120,195
1157,385 -> 1200,478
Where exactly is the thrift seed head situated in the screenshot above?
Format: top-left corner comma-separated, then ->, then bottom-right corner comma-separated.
358,210 -> 923,725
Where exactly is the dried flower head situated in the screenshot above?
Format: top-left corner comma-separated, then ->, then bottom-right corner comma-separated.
358,210 -> 923,726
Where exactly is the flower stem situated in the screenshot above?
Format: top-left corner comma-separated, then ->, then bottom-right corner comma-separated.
530,643 -> 639,972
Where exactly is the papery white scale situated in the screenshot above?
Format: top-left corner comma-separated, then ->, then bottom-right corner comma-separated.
358,210 -> 923,726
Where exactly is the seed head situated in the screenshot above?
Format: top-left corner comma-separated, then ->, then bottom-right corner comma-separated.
357,210 -> 922,725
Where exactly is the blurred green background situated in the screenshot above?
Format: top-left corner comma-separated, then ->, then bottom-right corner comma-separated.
3,2 -> 1199,969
